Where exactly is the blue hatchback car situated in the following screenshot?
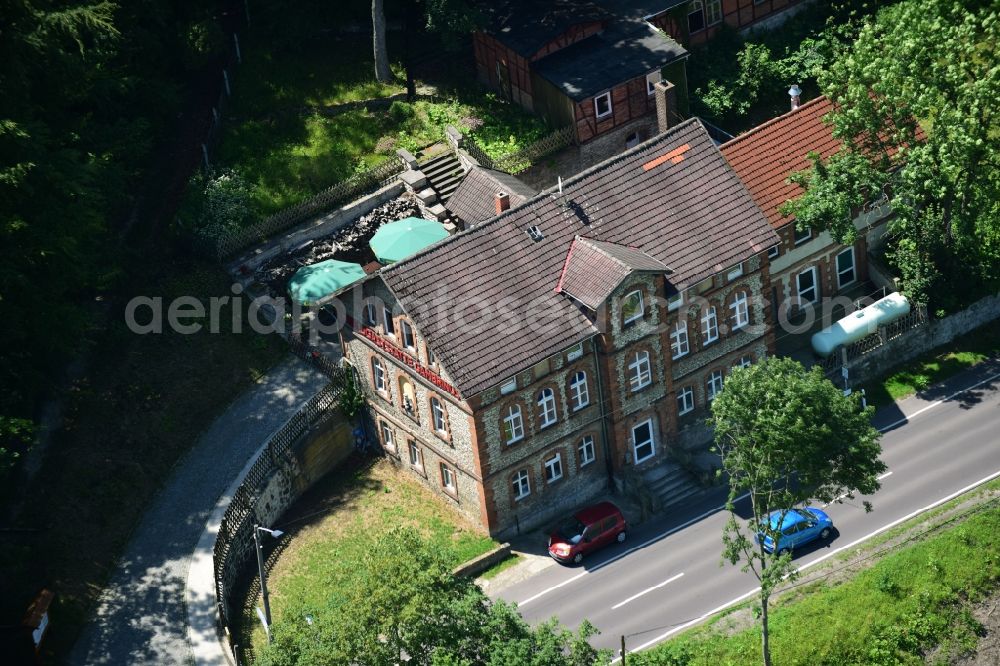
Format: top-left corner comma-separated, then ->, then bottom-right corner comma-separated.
758,507 -> 834,554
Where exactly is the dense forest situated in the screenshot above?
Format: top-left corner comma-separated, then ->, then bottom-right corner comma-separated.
0,0 -> 240,471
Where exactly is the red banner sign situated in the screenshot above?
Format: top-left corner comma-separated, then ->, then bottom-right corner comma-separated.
358,326 -> 461,398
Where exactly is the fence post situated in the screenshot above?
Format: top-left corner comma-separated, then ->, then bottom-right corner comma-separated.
223,69 -> 231,97
202,143 -> 210,171
233,33 -> 242,64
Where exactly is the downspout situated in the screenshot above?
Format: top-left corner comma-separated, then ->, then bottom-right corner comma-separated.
590,335 -> 616,492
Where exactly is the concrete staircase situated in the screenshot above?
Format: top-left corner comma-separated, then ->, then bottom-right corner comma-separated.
419,152 -> 464,203
643,462 -> 708,512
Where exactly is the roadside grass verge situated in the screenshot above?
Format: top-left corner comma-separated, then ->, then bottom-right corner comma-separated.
861,318 -> 1000,410
478,553 -> 522,581
0,263 -> 286,661
634,498 -> 1000,665
246,458 -> 497,652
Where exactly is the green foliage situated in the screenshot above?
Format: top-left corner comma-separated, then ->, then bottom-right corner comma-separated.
633,506 -> 1000,665
257,527 -> 607,666
337,371 -> 366,419
186,169 -> 255,236
0,417 -> 36,481
710,357 -> 885,665
785,0 -> 1000,306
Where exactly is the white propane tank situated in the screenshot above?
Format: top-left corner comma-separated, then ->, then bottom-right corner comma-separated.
811,292 -> 911,357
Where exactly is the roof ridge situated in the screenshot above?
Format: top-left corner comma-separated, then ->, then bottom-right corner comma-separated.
720,95 -> 832,150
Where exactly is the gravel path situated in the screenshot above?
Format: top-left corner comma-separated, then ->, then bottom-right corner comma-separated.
69,355 -> 328,665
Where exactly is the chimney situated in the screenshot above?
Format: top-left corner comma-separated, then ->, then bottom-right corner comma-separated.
495,191 -> 510,214
654,80 -> 676,134
788,84 -> 802,111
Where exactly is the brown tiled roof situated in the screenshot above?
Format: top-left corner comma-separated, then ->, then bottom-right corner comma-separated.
557,237 -> 669,309
382,118 -> 777,397
720,96 -> 841,230
446,166 -> 537,226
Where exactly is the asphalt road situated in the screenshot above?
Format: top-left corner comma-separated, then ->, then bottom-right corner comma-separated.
497,358 -> 1000,657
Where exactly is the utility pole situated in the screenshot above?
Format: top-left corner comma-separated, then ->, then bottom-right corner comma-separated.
620,635 -> 626,665
254,524 -> 284,642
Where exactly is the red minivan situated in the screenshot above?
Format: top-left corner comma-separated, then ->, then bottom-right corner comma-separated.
547,501 -> 627,564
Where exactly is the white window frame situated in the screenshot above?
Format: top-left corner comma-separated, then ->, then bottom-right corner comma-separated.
579,435 -> 596,466
793,226 -> 813,246
372,358 -> 387,393
622,289 -> 645,325
569,371 -> 589,411
380,421 -> 395,451
701,306 -> 719,344
364,301 -> 377,325
567,342 -> 584,361
544,453 -> 563,483
734,355 -> 753,369
632,419 -> 656,464
441,464 -> 456,492
383,306 -> 395,336
646,69 -> 662,96
688,0 -> 705,33
401,320 -> 416,350
408,440 -> 423,468
628,351 -> 652,391
707,369 -> 725,402
500,377 -> 516,395
537,388 -> 557,428
768,244 -> 780,259
670,320 -> 689,359
594,91 -> 613,119
796,266 -> 819,304
503,405 -> 524,444
706,0 -> 723,25
431,397 -> 447,434
727,263 -> 744,281
513,470 -> 530,500
836,247 -> 857,288
677,386 -> 694,416
730,291 -> 749,330
667,292 -> 683,311
427,347 -> 437,366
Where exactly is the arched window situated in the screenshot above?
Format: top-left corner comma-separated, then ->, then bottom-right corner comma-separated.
399,377 -> 417,419
537,388 -> 557,428
569,371 -> 589,411
670,320 -> 689,359
372,358 -> 386,392
730,290 -> 749,329
502,405 -> 524,444
628,351 -> 652,391
701,305 -> 719,344
430,397 -> 447,434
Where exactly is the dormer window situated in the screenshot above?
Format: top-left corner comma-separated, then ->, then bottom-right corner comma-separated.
567,342 -> 584,361
500,377 -> 517,395
726,263 -> 744,281
383,306 -> 395,336
667,292 -> 683,311
527,225 -> 544,241
622,290 -> 644,325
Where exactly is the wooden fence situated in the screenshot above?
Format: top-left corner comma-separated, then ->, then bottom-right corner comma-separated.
464,125 -> 575,175
195,158 -> 404,261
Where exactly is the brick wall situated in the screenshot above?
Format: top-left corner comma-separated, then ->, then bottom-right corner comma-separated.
574,76 -> 657,144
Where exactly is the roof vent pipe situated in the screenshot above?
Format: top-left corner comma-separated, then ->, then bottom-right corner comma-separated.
789,84 -> 802,111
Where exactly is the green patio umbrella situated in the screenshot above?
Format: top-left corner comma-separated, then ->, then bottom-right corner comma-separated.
369,217 -> 449,264
288,259 -> 366,305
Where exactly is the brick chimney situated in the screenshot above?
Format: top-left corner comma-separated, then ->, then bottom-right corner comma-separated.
495,191 -> 510,214
654,80 -> 676,134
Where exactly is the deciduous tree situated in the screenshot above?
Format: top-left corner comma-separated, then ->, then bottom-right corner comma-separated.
710,357 -> 885,666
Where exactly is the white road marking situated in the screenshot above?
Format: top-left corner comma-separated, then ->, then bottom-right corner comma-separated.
611,573 -> 684,610
618,467 -> 1000,661
823,471 -> 893,508
877,368 -> 1000,432
518,492 -> 749,606
878,470 -> 894,480
526,367 -> 1000,610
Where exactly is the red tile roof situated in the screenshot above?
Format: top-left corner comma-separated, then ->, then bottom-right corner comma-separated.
720,96 -> 841,230
381,119 -> 777,397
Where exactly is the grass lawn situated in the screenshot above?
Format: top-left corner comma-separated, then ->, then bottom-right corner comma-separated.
205,28 -> 548,219
861,318 -> 1000,410
0,262 -> 286,661
634,498 -> 1000,665
246,458 -> 497,652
